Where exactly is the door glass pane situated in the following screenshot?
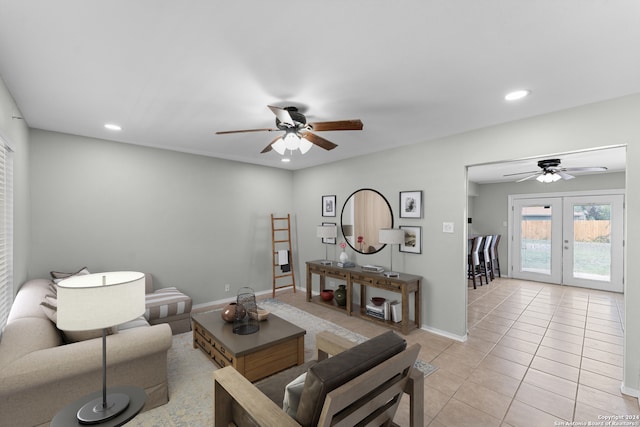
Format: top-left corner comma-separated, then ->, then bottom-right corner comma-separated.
572,203 -> 611,281
520,206 -> 552,274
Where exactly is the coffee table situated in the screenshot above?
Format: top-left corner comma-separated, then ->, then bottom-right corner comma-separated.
192,311 -> 306,382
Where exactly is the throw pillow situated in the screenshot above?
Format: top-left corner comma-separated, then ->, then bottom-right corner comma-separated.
50,266 -> 91,284
40,294 -> 58,322
282,372 -> 307,417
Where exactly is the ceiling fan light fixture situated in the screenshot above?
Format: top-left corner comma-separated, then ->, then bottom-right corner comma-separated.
272,137 -> 286,155
536,172 -> 561,183
299,138 -> 313,154
505,89 -> 530,101
283,132 -> 301,151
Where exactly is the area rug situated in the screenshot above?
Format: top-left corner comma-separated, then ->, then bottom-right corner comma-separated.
258,298 -> 437,376
127,299 -> 436,426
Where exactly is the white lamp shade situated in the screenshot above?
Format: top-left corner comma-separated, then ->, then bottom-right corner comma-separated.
299,137 -> 313,154
379,228 -> 405,245
272,137 -> 286,155
536,172 -> 562,183
57,271 -> 146,331
284,132 -> 301,150
342,224 -> 353,237
317,225 -> 337,239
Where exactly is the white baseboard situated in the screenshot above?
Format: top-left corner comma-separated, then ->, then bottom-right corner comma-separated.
421,324 -> 467,342
192,287 -> 303,312
621,383 -> 640,400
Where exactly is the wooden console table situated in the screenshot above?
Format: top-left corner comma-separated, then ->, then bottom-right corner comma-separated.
306,260 -> 421,335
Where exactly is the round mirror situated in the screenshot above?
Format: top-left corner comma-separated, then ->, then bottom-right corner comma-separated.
341,188 -> 393,254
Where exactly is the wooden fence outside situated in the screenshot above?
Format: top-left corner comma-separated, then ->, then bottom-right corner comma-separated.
522,220 -> 611,242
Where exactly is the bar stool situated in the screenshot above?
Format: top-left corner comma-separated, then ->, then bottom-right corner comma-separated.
480,235 -> 493,283
468,235 -> 484,289
490,234 -> 501,278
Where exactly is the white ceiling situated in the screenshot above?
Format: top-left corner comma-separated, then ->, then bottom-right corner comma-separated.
1,1 -> 639,173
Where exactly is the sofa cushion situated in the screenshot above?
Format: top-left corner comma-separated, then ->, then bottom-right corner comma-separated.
295,330 -> 406,427
0,317 -> 64,366
144,287 -> 192,321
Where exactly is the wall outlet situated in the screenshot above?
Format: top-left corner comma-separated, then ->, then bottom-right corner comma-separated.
224,284 -> 230,292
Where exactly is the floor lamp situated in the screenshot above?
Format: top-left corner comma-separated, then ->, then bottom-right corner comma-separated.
317,224 -> 337,265
57,271 -> 146,424
379,228 -> 405,277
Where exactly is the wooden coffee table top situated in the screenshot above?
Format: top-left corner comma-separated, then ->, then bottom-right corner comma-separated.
192,311 -> 305,356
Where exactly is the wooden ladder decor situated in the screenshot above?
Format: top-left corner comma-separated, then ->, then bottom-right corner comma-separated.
270,214 -> 296,297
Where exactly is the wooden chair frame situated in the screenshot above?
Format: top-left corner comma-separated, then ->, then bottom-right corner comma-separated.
213,331 -> 424,427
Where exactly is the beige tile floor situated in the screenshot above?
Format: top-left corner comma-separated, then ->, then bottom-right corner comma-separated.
275,277 -> 640,426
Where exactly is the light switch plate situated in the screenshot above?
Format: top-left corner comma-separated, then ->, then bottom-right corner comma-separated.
443,222 -> 454,233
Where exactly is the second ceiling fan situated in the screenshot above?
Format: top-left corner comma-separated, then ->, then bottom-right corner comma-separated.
504,158 -> 608,183
216,105 -> 363,154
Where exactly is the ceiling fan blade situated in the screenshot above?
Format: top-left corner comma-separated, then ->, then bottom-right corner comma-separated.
557,171 -> 575,180
302,132 -> 338,151
268,105 -> 294,125
260,135 -> 283,154
516,173 -> 540,183
562,166 -> 608,173
216,128 -> 278,135
503,170 -> 539,177
309,119 -> 363,132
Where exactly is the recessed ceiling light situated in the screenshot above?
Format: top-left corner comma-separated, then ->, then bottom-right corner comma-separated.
281,158 -> 291,163
505,90 -> 530,101
104,123 -> 122,131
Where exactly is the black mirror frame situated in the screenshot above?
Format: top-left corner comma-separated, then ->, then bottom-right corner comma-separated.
340,188 -> 394,255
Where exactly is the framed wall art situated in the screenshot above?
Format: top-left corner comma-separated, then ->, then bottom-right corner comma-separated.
399,191 -> 422,218
322,195 -> 336,217
399,225 -> 421,254
322,222 -> 337,244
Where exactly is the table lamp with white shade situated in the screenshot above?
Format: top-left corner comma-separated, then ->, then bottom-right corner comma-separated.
378,228 -> 405,277
317,224 -> 337,265
57,271 -> 146,424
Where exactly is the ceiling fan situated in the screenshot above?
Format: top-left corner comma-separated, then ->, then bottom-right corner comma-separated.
215,105 -> 363,155
504,158 -> 608,183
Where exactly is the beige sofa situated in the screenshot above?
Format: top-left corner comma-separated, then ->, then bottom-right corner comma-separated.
0,278 -> 173,427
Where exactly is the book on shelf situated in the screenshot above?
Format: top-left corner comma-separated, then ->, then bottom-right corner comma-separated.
365,310 -> 385,320
390,300 -> 402,323
365,304 -> 385,320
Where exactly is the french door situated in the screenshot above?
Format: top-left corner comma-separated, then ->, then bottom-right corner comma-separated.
511,193 -> 624,292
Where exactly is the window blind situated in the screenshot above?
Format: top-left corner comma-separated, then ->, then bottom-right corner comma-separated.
0,139 -> 13,333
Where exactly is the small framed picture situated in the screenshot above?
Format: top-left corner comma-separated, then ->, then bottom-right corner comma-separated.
322,195 -> 336,217
399,226 -> 421,254
322,222 -> 336,244
399,191 -> 422,218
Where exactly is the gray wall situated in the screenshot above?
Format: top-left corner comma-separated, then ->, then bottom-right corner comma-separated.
293,94 -> 640,395
29,130 -> 294,305
0,76 -> 30,289
471,172 -> 626,268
